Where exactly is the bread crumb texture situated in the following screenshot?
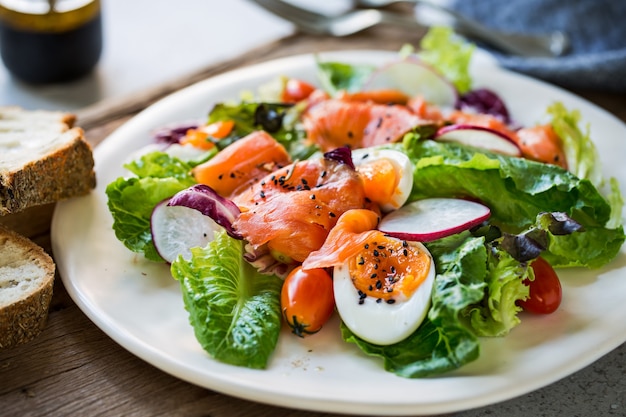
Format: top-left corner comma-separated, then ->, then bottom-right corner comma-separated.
0,226 -> 55,349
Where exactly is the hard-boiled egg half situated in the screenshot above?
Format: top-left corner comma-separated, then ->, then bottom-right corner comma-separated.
333,232 -> 436,345
351,148 -> 413,213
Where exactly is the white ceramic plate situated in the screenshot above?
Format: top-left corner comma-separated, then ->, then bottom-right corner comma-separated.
51,51 -> 626,416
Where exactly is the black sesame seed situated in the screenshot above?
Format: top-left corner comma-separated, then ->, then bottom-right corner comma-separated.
376,280 -> 382,289
230,172 -> 236,178
386,299 -> 396,304
370,273 -> 377,279
329,212 -> 336,218
218,174 -> 223,180
358,257 -> 365,265
364,244 -> 369,249
373,250 -> 380,257
376,298 -> 382,303
310,194 -> 316,200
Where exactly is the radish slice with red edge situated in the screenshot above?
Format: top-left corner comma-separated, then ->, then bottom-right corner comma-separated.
435,124 -> 522,156
151,200 -> 223,263
151,184 -> 242,263
167,184 -> 241,239
378,198 -> 491,242
362,58 -> 458,107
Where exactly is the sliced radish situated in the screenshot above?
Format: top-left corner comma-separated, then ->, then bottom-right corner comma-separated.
167,184 -> 241,239
378,198 -> 491,242
362,58 -> 458,107
434,124 -> 522,156
151,200 -> 222,263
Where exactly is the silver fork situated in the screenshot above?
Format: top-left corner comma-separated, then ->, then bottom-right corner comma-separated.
250,0 -> 569,58
354,0 -> 569,57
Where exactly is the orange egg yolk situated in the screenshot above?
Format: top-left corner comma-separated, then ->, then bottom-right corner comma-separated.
347,234 -> 431,302
357,158 -> 400,208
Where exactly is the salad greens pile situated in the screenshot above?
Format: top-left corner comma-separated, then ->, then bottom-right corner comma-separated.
105,27 -> 625,376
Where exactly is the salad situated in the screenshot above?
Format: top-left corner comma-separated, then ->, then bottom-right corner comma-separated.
106,28 -> 625,378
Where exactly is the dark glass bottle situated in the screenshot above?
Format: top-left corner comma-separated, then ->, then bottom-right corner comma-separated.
0,0 -> 102,84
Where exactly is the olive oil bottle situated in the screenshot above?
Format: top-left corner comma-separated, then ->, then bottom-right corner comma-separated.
0,0 -> 102,84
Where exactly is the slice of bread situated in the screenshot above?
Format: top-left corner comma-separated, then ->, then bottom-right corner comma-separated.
0,224 -> 55,349
0,106 -> 96,216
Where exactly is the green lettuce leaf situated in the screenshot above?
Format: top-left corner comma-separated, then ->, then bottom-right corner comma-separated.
467,246 -> 530,337
342,234 -> 487,377
418,26 -> 474,93
124,151 -> 195,179
402,139 -> 624,267
315,59 -> 376,96
171,231 -> 283,369
105,151 -> 196,261
548,102 -> 602,186
547,102 -> 624,228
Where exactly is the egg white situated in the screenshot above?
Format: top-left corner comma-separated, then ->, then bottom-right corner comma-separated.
351,148 -> 413,212
333,240 -> 436,346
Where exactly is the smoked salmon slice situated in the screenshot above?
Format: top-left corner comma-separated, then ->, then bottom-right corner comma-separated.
302,99 -> 425,151
232,157 -> 368,263
192,130 -> 291,198
302,209 -> 380,270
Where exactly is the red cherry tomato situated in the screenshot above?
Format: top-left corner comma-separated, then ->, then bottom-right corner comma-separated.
518,257 -> 562,314
281,266 -> 334,337
281,78 -> 316,103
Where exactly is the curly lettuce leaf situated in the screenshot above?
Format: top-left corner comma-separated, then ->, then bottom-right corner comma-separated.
467,247 -> 530,337
342,235 -> 487,377
547,102 -> 624,228
171,231 -> 283,369
125,151 -> 195,179
402,139 -> 624,267
548,102 -> 601,186
419,26 -> 474,93
106,152 -> 196,261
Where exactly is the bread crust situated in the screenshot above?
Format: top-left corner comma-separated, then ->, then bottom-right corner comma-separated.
0,225 -> 55,349
0,127 -> 96,215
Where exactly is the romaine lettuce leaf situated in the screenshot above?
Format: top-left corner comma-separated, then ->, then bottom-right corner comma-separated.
418,26 -> 474,94
171,231 -> 283,369
402,139 -> 625,267
105,152 -> 196,261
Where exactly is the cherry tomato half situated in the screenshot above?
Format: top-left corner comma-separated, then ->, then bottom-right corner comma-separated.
518,257 -> 562,314
281,266 -> 334,337
281,78 -> 316,103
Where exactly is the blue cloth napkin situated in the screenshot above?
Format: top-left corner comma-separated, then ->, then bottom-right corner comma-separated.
449,0 -> 626,92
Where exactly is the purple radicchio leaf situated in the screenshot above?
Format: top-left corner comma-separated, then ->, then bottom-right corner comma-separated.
323,146 -> 355,170
168,184 -> 242,239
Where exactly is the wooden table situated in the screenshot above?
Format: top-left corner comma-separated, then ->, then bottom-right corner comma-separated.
2,28 -> 625,417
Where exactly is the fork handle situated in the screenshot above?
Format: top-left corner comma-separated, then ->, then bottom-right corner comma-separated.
376,8 -> 566,57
